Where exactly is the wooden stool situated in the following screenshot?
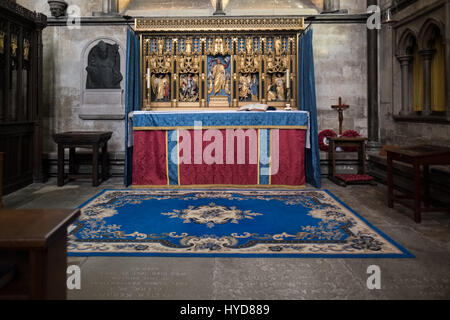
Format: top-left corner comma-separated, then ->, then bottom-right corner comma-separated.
387,145 -> 450,223
328,137 -> 375,187
53,132 -> 113,187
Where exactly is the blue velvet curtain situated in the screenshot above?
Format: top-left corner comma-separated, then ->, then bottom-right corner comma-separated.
124,29 -> 141,186
298,29 -> 322,188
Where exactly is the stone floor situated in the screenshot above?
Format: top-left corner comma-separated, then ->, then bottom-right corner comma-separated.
3,178 -> 450,300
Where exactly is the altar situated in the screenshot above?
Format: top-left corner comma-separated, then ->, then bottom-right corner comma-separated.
131,111 -> 310,188
124,15 -> 321,189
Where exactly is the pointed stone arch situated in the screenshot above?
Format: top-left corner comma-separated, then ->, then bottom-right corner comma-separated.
418,18 -> 445,50
397,28 -> 418,56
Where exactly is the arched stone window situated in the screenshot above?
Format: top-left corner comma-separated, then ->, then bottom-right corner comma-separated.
396,29 -> 418,116
418,19 -> 446,114
396,19 -> 448,118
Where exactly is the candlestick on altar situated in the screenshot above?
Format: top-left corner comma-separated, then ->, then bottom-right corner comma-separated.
331,97 -> 350,136
286,69 -> 290,89
146,68 -> 150,89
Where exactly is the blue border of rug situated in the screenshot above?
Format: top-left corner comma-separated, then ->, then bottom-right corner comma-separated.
68,189 -> 414,259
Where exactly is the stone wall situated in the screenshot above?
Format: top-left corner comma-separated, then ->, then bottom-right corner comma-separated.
314,23 -> 368,137
40,25 -> 128,154
16,0 -> 371,177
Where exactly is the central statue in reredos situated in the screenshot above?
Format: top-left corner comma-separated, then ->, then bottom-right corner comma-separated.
207,37 -> 232,107
137,16 -> 304,110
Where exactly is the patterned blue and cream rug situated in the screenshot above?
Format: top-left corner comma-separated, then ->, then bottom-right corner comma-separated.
68,190 -> 413,258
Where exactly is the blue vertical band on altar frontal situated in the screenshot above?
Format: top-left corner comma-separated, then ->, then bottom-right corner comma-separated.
167,130 -> 179,186
259,129 -> 271,185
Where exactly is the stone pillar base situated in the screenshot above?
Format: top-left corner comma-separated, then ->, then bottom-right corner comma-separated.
367,141 -> 382,151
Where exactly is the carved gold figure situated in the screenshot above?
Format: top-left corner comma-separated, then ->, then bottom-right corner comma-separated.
151,74 -> 170,101
180,74 -> 199,102
225,76 -> 231,95
185,38 -> 193,55
149,38 -> 172,75
207,37 -> 231,56
267,80 -> 277,102
274,37 -> 283,55
0,31 -> 5,54
274,74 -> 286,101
238,38 -> 260,74
209,56 -> 230,96
157,38 -> 165,55
11,35 -> 18,57
212,62 -> 226,95
246,38 -> 253,54
239,74 -> 251,100
208,76 -> 214,95
264,37 -> 289,74
214,38 -> 224,55
178,38 -> 200,74
23,39 -> 30,61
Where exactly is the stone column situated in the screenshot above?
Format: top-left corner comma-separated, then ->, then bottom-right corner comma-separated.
420,49 -> 435,116
102,0 -> 110,14
367,0 -> 380,149
323,0 -> 340,13
110,0 -> 118,13
446,38 -> 450,120
396,55 -> 413,116
213,0 -> 226,15
446,0 -> 450,120
95,0 -> 118,16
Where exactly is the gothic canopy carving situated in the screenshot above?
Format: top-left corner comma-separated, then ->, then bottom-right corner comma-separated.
135,17 -> 305,32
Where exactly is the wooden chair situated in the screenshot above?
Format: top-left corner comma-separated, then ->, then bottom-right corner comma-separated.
0,152 -> 3,209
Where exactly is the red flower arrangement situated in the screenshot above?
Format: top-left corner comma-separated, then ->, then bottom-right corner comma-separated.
342,130 -> 361,152
318,130 -> 337,152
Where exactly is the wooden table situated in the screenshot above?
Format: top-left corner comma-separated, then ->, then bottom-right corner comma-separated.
328,137 -> 374,187
387,145 -> 450,223
53,132 -> 112,187
0,209 -> 80,300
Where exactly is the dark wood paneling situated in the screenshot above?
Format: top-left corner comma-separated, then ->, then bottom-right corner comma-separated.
0,1 -> 47,196
0,123 -> 34,194
0,152 -> 3,208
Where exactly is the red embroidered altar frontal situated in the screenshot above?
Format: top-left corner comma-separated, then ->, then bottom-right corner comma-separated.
132,129 -> 306,188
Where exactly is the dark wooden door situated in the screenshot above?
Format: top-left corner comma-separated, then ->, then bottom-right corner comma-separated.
0,1 -> 46,195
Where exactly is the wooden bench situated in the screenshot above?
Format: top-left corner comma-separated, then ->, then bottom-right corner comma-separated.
53,132 -> 113,187
0,209 -> 80,300
0,152 -> 3,209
